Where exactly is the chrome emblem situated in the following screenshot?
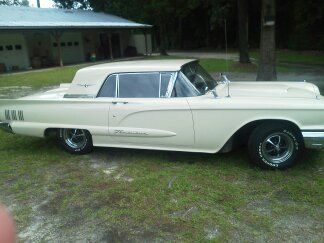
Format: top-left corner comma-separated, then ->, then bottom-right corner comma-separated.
77,84 -> 95,88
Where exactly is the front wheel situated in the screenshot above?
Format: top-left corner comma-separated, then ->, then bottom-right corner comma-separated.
58,128 -> 93,154
248,123 -> 303,169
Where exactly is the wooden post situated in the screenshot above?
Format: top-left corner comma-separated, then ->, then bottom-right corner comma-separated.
57,35 -> 63,67
144,30 -> 148,56
108,32 -> 114,60
52,30 -> 63,67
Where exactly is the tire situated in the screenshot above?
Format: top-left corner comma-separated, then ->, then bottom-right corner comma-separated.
248,123 -> 303,169
58,128 -> 93,154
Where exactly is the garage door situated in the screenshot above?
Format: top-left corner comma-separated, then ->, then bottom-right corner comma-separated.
51,32 -> 85,64
0,33 -> 30,71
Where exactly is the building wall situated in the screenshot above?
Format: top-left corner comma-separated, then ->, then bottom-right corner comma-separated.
0,33 -> 30,70
130,33 -> 152,55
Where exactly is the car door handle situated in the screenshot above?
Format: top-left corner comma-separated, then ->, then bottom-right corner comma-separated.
112,101 -> 129,105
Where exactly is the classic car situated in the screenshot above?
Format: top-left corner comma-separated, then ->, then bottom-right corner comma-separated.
0,59 -> 323,169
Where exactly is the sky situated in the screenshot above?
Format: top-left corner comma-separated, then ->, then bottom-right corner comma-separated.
29,0 -> 55,8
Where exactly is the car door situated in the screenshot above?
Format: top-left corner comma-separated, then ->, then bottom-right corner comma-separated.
98,72 -> 194,147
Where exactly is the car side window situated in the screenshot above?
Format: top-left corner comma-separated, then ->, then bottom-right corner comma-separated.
171,73 -> 201,97
118,73 -> 160,98
97,75 -> 116,97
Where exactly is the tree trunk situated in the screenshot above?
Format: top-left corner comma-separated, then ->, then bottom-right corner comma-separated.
177,17 -> 183,49
238,0 -> 250,63
159,22 -> 168,56
256,0 -> 277,81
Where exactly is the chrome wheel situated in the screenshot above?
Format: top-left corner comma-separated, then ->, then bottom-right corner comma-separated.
261,132 -> 294,164
62,129 -> 87,149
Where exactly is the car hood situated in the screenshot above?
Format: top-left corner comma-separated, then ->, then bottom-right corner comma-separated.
215,81 -> 321,99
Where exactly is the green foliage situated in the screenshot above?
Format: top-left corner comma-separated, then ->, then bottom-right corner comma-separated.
288,0 -> 324,50
0,0 -> 28,6
51,0 -> 324,51
53,0 -> 89,9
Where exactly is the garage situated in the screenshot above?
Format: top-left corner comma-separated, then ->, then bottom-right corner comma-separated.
0,5 -> 152,72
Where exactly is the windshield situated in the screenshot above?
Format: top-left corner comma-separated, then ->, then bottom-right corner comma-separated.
181,62 -> 217,94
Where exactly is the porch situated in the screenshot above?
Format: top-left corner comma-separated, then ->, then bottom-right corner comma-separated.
0,29 -> 152,72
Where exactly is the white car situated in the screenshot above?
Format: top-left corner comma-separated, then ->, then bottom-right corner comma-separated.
0,59 -> 323,169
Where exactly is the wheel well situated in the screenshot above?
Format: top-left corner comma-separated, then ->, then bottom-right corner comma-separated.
219,119 -> 301,153
44,128 -> 59,137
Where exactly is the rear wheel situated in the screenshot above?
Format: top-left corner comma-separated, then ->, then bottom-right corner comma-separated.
58,128 -> 93,154
248,123 -> 303,169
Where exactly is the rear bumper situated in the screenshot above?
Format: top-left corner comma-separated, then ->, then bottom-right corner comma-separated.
302,131 -> 324,149
0,122 -> 13,133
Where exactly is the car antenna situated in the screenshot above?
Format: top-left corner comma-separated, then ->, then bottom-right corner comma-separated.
224,19 -> 230,98
224,19 -> 229,74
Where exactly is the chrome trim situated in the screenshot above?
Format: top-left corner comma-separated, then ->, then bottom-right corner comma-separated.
0,122 -> 13,133
159,73 -> 162,98
64,94 -> 95,98
18,110 -> 24,121
165,72 -> 178,98
5,110 -> 10,120
116,73 -> 119,98
11,110 -> 17,120
302,131 -> 324,149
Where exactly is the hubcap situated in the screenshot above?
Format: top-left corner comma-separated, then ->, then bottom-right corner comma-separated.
261,132 -> 294,164
62,129 -> 87,149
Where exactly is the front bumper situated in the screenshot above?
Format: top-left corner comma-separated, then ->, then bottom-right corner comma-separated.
302,131 -> 324,149
0,122 -> 13,133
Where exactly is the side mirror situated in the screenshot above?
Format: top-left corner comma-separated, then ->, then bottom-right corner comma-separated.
211,90 -> 217,98
219,73 -> 230,84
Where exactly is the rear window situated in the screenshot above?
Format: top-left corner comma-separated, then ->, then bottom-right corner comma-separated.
97,75 -> 117,97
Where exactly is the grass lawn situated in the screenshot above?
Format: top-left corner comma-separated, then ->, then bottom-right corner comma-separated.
0,64 -> 91,89
250,50 -> 324,66
0,132 -> 323,241
0,57 -> 323,241
0,56 -> 308,90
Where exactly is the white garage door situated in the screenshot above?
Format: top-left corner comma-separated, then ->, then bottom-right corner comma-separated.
51,32 -> 85,64
0,33 -> 30,70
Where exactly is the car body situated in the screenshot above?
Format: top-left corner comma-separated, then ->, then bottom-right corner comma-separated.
0,59 -> 323,169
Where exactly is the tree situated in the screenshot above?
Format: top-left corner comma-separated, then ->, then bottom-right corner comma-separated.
0,0 -> 29,6
173,0 -> 200,49
256,0 -> 276,81
237,0 -> 250,63
53,0 -> 89,9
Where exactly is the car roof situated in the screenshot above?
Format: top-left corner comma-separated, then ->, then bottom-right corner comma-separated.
66,59 -> 197,97
79,59 -> 197,72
